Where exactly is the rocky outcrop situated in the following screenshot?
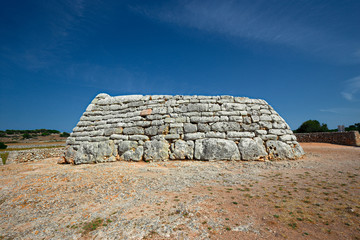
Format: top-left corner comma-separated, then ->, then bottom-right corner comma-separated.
63,94 -> 304,164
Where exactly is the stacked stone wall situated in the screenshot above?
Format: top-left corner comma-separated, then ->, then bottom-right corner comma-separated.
295,131 -> 360,146
64,94 -> 304,164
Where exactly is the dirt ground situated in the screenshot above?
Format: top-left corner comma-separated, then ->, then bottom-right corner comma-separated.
0,143 -> 359,239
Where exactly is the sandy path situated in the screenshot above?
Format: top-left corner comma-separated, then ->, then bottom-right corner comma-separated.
0,143 -> 359,239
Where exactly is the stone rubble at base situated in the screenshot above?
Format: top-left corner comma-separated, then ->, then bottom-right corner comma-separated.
63,93 -> 305,164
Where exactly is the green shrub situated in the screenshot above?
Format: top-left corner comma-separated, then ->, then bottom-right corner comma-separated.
295,120 -> 329,133
0,142 -> 7,149
22,133 -> 32,139
41,132 -> 50,136
60,132 -> 70,137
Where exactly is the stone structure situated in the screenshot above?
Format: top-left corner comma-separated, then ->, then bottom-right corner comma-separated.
295,131 -> 360,147
63,94 -> 304,164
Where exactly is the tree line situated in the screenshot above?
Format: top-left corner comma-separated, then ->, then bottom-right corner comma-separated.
294,120 -> 360,133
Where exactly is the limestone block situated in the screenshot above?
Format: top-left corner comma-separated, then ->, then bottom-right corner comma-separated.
242,123 -> 260,131
144,126 -> 158,136
184,132 -> 205,140
190,116 -> 220,123
221,103 -> 246,111
273,122 -> 287,129
205,132 -> 226,138
208,104 -> 221,111
260,115 -> 272,122
164,117 -> 175,123
152,107 -> 168,114
279,134 -> 293,142
113,95 -> 143,103
251,115 -> 260,122
110,134 -> 128,140
140,108 -> 152,116
170,123 -> 183,128
151,120 -> 165,126
129,135 -> 150,141
268,129 -> 287,135
292,143 -> 305,158
184,123 -> 197,133
260,135 -> 277,141
144,139 -> 170,161
187,103 -> 209,112
229,116 -> 242,122
170,140 -> 194,160
158,124 -> 169,135
169,127 -> 183,134
250,105 -> 261,110
123,127 -> 144,135
266,141 -> 295,160
198,123 -> 211,132
227,132 -> 255,139
260,109 -> 271,115
255,130 -> 268,136
259,121 -> 272,129
175,117 -> 187,123
194,139 -> 240,160
211,122 -> 240,132
146,114 -> 164,120
238,137 -> 267,161
134,121 -> 151,127
164,134 -> 180,140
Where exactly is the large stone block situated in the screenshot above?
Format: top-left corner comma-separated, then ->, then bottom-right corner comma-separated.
144,139 -> 170,161
238,137 -> 267,160
194,139 -> 240,160
170,140 -> 194,160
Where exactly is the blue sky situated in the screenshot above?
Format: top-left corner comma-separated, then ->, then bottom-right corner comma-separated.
0,0 -> 359,132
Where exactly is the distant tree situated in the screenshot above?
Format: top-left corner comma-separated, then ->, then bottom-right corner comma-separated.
0,131 -> 5,137
60,132 -> 70,137
41,132 -> 50,136
295,120 -> 329,133
0,142 -> 7,149
345,123 -> 360,132
22,133 -> 32,139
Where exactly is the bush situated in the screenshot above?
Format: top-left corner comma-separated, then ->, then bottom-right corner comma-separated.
60,132 -> 70,137
345,123 -> 360,132
41,132 -> 50,136
0,142 -> 7,149
22,133 -> 32,139
295,120 -> 329,133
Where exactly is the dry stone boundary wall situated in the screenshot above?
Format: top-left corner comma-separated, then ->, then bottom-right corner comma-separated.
295,131 -> 360,146
64,94 -> 304,164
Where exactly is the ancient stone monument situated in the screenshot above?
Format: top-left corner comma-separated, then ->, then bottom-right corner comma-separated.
63,94 -> 304,164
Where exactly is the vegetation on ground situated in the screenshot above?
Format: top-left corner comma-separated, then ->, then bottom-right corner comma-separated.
295,120 -> 360,133
0,152 -> 9,165
0,142 -> 7,149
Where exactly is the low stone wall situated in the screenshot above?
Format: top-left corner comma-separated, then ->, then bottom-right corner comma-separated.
295,131 -> 360,146
6,148 -> 64,164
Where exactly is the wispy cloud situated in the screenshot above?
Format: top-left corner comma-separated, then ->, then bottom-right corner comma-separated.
320,107 -> 360,114
133,0 -> 360,63
341,76 -> 360,101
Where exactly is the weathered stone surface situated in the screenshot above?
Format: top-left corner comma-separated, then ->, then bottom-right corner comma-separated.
266,140 -> 295,160
65,94 -> 304,164
184,123 -> 197,133
140,108 -> 152,116
238,137 -> 267,161
144,139 -> 170,161
194,139 -> 240,160
170,140 -> 194,160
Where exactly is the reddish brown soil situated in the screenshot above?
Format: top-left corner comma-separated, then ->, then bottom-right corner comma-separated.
0,143 -> 359,239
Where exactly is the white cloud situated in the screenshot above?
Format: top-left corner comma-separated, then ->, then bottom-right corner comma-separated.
133,0 -> 360,63
341,76 -> 360,101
